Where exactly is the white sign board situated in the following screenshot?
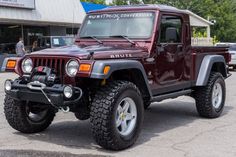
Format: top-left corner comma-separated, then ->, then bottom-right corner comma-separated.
0,0 -> 35,9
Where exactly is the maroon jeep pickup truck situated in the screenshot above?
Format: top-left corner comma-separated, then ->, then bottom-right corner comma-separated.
3,5 -> 231,150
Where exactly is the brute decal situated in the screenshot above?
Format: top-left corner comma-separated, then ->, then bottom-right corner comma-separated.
110,54 -> 133,58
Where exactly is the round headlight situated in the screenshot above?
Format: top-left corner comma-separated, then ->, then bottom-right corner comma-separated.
22,58 -> 33,73
64,86 -> 73,98
66,59 -> 79,77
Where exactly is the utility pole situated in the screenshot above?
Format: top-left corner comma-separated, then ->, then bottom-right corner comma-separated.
21,24 -> 24,40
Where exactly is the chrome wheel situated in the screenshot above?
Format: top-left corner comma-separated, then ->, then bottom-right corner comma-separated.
212,82 -> 223,109
115,97 -> 137,136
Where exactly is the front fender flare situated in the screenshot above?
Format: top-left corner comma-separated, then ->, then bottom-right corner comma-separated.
90,60 -> 152,96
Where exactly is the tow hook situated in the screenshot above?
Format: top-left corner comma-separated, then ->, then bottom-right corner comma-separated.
60,106 -> 70,113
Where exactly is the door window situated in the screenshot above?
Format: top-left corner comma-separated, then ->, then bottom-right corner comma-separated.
159,15 -> 182,43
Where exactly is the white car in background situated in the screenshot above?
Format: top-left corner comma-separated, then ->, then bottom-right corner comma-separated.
216,43 -> 236,70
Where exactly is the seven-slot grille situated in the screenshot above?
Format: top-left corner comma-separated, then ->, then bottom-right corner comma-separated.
31,57 -> 68,80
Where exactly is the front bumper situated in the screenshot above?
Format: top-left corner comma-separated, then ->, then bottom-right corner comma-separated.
5,79 -> 82,107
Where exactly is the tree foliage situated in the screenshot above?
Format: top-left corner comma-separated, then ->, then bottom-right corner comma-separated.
110,0 -> 236,42
110,0 -> 142,5
81,0 -> 106,5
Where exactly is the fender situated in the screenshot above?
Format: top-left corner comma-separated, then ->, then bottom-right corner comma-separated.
196,55 -> 227,86
90,59 -> 152,96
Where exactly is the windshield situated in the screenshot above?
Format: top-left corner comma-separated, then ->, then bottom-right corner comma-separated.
79,12 -> 155,39
51,37 -> 75,47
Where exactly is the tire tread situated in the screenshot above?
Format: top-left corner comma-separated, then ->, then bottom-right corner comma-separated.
193,72 -> 226,118
4,95 -> 55,133
90,80 -> 143,150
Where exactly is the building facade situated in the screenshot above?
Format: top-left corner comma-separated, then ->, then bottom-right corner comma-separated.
0,0 -> 88,50
185,10 -> 214,46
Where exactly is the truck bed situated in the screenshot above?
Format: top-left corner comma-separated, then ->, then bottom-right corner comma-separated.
192,46 -> 229,54
192,46 -> 230,62
191,46 -> 231,81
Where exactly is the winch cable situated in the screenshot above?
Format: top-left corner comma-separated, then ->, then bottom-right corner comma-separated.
40,88 -> 70,113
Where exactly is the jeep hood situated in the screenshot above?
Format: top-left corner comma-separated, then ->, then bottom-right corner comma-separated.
30,44 -> 148,59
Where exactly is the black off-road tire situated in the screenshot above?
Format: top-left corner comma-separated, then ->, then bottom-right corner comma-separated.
193,72 -> 226,118
90,81 -> 144,150
74,96 -> 90,121
4,95 -> 55,133
74,112 -> 90,120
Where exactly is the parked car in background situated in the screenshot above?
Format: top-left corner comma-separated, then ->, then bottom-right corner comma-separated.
216,43 -> 236,70
0,43 -> 17,71
37,36 -> 75,50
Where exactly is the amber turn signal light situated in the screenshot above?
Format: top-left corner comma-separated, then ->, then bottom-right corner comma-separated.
103,66 -> 110,75
6,60 -> 16,69
79,64 -> 91,72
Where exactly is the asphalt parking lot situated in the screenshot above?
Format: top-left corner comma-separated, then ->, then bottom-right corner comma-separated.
0,72 -> 236,157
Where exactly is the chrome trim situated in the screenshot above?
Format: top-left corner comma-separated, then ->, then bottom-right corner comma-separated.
27,81 -> 46,91
65,59 -> 80,77
21,58 -> 33,73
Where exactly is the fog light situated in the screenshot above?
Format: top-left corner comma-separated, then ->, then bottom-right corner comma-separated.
64,86 -> 73,98
5,80 -> 12,91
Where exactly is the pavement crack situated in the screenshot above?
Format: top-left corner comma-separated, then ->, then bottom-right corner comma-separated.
170,122 -> 235,157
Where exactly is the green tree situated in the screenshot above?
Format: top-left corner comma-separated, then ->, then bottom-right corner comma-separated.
81,0 -> 106,5
208,0 -> 236,42
110,0 -> 142,5
110,0 -> 128,5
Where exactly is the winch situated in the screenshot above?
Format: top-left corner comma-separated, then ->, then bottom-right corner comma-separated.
30,66 -> 57,86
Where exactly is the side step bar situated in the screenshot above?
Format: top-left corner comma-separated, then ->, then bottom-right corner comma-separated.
151,89 -> 192,102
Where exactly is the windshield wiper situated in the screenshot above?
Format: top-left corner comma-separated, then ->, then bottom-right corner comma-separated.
80,36 -> 103,44
110,35 -> 135,46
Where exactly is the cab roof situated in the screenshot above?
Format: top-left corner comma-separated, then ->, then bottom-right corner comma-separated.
89,4 -> 186,14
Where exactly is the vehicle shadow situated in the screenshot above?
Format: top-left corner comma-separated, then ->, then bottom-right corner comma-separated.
15,98 -> 233,152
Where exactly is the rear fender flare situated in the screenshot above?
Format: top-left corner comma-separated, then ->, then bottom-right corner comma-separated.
196,55 -> 227,86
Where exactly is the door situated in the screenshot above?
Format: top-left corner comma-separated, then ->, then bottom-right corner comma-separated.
153,14 -> 185,95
